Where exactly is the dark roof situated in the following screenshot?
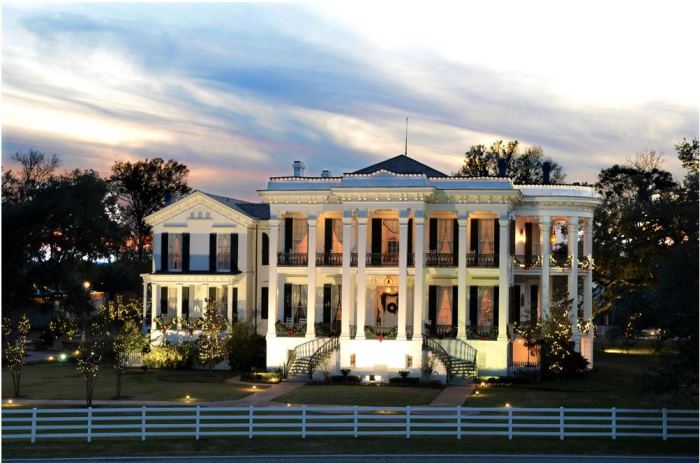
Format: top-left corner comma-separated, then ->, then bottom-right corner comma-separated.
351,154 -> 447,177
201,192 -> 270,220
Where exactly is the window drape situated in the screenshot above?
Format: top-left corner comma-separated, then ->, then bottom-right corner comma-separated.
479,219 -> 495,254
293,219 -> 308,254
437,219 -> 453,253
216,234 -> 231,271
290,284 -> 308,321
478,287 -> 493,325
331,219 -> 343,253
436,286 -> 452,325
168,234 -> 182,270
382,219 -> 399,254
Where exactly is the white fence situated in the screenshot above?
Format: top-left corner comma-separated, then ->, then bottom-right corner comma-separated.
2,406 -> 697,443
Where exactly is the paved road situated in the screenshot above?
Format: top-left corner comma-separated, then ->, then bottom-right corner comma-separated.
4,455 -> 698,463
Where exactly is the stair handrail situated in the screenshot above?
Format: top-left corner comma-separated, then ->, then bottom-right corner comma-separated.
285,337 -> 326,376
452,338 -> 477,368
307,337 -> 340,378
423,337 -> 453,383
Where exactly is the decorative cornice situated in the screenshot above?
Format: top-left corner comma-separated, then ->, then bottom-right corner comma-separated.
141,272 -> 242,283
146,191 -> 256,228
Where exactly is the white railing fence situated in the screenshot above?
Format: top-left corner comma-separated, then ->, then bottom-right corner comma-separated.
2,406 -> 697,443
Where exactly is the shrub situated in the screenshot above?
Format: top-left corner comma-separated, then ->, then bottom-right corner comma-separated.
227,323 -> 266,372
340,368 -> 351,377
330,375 -> 361,384
240,372 -> 281,384
143,343 -> 194,369
389,376 -> 420,385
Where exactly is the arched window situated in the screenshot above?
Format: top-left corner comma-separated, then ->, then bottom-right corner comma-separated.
262,232 -> 269,266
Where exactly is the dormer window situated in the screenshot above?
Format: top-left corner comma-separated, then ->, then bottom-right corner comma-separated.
168,233 -> 183,271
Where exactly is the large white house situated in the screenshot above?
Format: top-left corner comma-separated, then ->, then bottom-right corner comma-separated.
142,154 -> 600,379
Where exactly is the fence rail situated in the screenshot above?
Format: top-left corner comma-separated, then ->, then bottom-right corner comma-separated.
2,406 -> 697,443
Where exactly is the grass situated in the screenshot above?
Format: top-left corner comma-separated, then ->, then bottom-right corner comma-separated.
465,348 -> 698,409
274,384 -> 444,406
2,362 -> 263,403
2,436 -> 697,459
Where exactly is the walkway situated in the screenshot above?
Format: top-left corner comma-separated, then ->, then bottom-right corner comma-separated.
429,382 -> 474,406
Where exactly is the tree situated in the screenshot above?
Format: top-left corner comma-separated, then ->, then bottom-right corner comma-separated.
77,318 -> 107,407
456,140 -> 566,183
1,150 -> 61,203
196,299 -> 229,374
539,291 -> 589,377
110,158 -> 191,265
226,323 -> 265,373
2,314 -> 31,397
112,320 -> 147,398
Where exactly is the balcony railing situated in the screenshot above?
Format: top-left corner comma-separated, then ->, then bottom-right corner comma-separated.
578,255 -> 595,271
314,321 -> 341,337
513,254 -> 542,269
466,325 -> 499,340
275,321 -> 307,337
277,252 -> 308,266
425,252 -> 456,267
466,253 -> 498,268
364,325 -> 398,339
316,252 -> 343,266
425,324 -> 458,338
366,253 -> 399,266
550,254 -> 572,268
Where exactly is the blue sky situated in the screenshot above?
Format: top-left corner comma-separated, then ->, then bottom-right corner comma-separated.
2,2 -> 698,201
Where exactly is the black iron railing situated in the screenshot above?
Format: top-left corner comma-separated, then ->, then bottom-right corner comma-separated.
366,253 -> 399,266
277,252 -> 308,266
550,253 -> 572,268
425,324 -> 458,338
314,321 -> 341,337
466,253 -> 498,267
425,252 -> 456,267
316,252 -> 343,266
466,325 -> 499,340
513,254 -> 541,269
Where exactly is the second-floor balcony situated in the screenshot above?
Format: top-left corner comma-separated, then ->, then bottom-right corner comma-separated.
425,252 -> 456,267
466,252 -> 498,268
366,253 -> 399,267
513,254 -> 542,270
316,252 -> 343,266
277,252 -> 308,266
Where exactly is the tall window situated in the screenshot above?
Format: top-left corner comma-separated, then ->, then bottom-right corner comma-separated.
168,233 -> 183,271
330,219 -> 343,253
217,234 -> 231,271
436,286 -> 453,325
382,219 -> 399,254
292,219 -> 308,253
479,219 -> 495,254
437,219 -> 453,253
478,287 -> 494,325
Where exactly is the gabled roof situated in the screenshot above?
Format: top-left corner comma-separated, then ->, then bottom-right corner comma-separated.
351,154 -> 447,177
201,192 -> 270,220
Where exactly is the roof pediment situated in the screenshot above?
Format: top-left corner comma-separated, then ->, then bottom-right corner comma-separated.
145,191 -> 261,227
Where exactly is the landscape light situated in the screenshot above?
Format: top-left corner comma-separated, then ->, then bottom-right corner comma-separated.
252,385 -> 257,390
59,353 -> 67,361
505,403 -> 511,408
83,281 -> 91,290
475,390 -> 480,396
8,399 -> 13,404
287,403 -> 291,407
74,350 -> 80,356
47,355 -> 55,361
185,395 -> 191,401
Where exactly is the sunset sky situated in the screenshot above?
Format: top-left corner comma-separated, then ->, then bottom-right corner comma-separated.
2,2 -> 698,201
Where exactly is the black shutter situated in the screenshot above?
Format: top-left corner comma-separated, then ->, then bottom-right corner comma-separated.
182,287 -> 190,318
470,219 -> 479,253
530,284 -> 539,323
208,286 -> 217,302
371,218 -> 382,254
510,220 -> 515,256
209,233 -> 216,272
283,283 -> 292,321
160,287 -> 168,315
262,233 -> 269,266
323,284 -> 332,323
230,233 -> 238,273
182,233 -> 190,272
324,218 -> 333,254
428,218 -> 438,251
452,218 -> 459,262
428,285 -> 437,330
231,287 -> 238,323
284,218 -> 293,253
261,287 -> 269,319
452,285 -> 459,327
525,223 -> 533,256
160,233 -> 168,272
493,286 -> 499,327
407,218 -> 413,265
469,286 -> 478,326
513,285 -> 521,324
494,220 -> 500,255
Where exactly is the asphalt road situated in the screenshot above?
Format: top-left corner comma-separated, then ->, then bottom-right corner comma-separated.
4,455 -> 698,463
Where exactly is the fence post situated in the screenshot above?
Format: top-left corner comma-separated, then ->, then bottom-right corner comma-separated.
662,408 -> 668,441
30,408 -> 37,444
405,406 -> 411,439
353,406 -> 358,438
457,406 -> 462,439
141,406 -> 146,441
195,406 -> 201,440
559,407 -> 564,440
302,406 -> 307,439
248,405 -> 254,439
611,407 -> 617,440
87,407 -> 93,443
508,407 -> 513,440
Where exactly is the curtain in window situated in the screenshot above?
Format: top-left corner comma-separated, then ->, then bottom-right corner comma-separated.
478,287 -> 493,325
168,234 -> 182,270
217,234 -> 231,271
331,219 -> 343,253
167,287 -> 177,313
382,219 -> 399,254
436,286 -> 452,325
293,219 -> 308,254
291,284 -> 308,322
437,219 -> 453,253
479,219 -> 494,254
331,285 -> 342,322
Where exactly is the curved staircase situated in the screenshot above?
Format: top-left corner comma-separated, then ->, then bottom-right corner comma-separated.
286,337 -> 340,379
424,337 -> 477,383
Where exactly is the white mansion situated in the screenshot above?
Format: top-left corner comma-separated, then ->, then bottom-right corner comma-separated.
142,154 -> 600,378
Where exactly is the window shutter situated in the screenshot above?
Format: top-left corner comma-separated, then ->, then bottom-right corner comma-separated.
283,283 -> 292,321
530,284 -> 538,323
160,233 -> 168,272
262,233 -> 269,265
452,285 -> 458,327
182,287 -> 190,318
230,233 -> 238,273
323,284 -> 332,324
160,287 -> 168,315
208,286 -> 217,302
525,223 -> 533,256
469,286 -> 478,326
284,218 -> 293,253
324,218 -> 333,254
209,233 -> 216,272
231,287 -> 238,323
261,287 -> 269,320
470,219 -> 479,253
452,218 -> 459,261
182,233 -> 190,272
428,285 -> 437,330
371,218 -> 382,254
494,219 -> 500,255
428,218 -> 438,251
512,285 -> 521,324
493,286 -> 499,327
407,218 -> 413,265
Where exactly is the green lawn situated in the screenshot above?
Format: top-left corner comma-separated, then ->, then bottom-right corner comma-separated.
2,362 -> 262,403
274,384 -> 443,406
465,349 -> 698,408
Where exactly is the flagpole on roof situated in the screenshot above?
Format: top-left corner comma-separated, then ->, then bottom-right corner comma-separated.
404,117 -> 408,156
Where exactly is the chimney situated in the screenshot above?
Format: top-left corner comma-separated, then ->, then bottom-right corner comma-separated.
497,158 -> 507,177
542,161 -> 551,184
292,160 -> 305,177
164,191 -> 174,206
320,170 -> 331,178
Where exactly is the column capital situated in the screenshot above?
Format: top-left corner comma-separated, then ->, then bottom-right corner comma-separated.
399,216 -> 410,225
539,215 -> 551,225
413,209 -> 425,220
269,218 -> 280,226
308,218 -> 317,227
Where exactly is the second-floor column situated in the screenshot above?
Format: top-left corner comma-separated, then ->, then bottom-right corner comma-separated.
227,284 -> 235,323
457,212 -> 468,338
266,219 -> 279,337
567,217 -> 580,348
355,212 -> 368,339
340,210 -> 353,339
540,215 -> 551,318
397,211 -> 409,340
412,212 -> 425,341
306,216 -> 317,338
176,283 -> 183,329
497,215 -> 509,341
142,282 -> 149,329
150,283 -> 159,327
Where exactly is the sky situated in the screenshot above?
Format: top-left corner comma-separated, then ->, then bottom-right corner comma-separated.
2,2 -> 698,201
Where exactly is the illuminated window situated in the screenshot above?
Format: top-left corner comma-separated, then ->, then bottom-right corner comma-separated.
168,233 -> 183,271
350,354 -> 356,368
217,234 -> 231,271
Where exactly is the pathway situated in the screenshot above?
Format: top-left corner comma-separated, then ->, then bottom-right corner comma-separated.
429,382 -> 474,406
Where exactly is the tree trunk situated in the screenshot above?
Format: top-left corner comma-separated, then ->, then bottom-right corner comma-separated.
12,371 -> 21,397
115,371 -> 122,398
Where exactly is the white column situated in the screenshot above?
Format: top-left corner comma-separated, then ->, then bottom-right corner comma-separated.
457,212 -> 468,338
412,213 -> 425,341
150,283 -> 159,326
397,212 -> 409,340
176,284 -> 183,328
266,219 -> 279,337
227,284 -> 234,324
306,216 -> 317,338
568,217 -> 580,349
498,216 -> 509,341
540,216 -> 551,319
583,217 -> 594,366
355,213 -> 368,339
142,282 -> 148,328
340,211 -> 353,339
